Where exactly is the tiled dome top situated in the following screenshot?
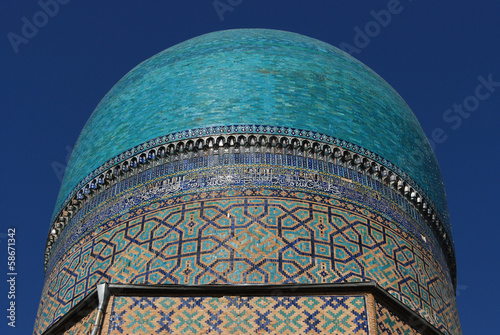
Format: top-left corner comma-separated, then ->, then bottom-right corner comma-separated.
57,29 -> 449,230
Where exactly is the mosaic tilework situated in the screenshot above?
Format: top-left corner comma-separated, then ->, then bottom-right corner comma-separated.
37,29 -> 461,335
47,160 -> 449,277
34,191 -> 458,334
57,29 -> 445,224
107,295 -> 369,334
53,125 -> 449,237
63,308 -> 96,335
377,302 -> 422,335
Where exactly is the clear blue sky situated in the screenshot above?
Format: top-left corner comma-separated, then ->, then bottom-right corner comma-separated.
1,1 -> 499,334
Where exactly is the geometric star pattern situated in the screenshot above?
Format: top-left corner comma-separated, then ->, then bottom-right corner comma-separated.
36,191 -> 454,333
35,189 -> 458,335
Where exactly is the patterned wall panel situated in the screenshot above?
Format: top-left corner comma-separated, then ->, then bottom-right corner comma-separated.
377,302 -> 422,335
107,295 -> 369,334
34,188 -> 459,334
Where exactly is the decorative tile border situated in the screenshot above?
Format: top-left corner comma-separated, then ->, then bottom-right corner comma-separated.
54,126 -> 449,229
46,159 -> 448,278
108,295 -> 369,334
45,131 -> 456,287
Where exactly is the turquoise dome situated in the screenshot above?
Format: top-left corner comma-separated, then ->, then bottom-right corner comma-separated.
57,29 -> 449,231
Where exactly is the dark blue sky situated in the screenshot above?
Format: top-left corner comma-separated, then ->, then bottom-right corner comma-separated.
2,1 -> 499,334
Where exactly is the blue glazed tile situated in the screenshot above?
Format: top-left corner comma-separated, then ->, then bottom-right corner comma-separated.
55,30 -> 448,230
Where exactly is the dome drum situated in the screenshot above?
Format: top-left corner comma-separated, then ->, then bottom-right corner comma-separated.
35,29 -> 461,335
43,128 -> 456,284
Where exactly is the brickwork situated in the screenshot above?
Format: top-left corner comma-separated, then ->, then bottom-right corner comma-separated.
34,188 -> 458,334
377,302 -> 422,335
107,295 -> 369,334
63,308 -> 96,335
34,29 -> 460,335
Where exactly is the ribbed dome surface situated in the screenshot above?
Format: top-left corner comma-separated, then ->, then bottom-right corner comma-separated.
57,29 -> 449,231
